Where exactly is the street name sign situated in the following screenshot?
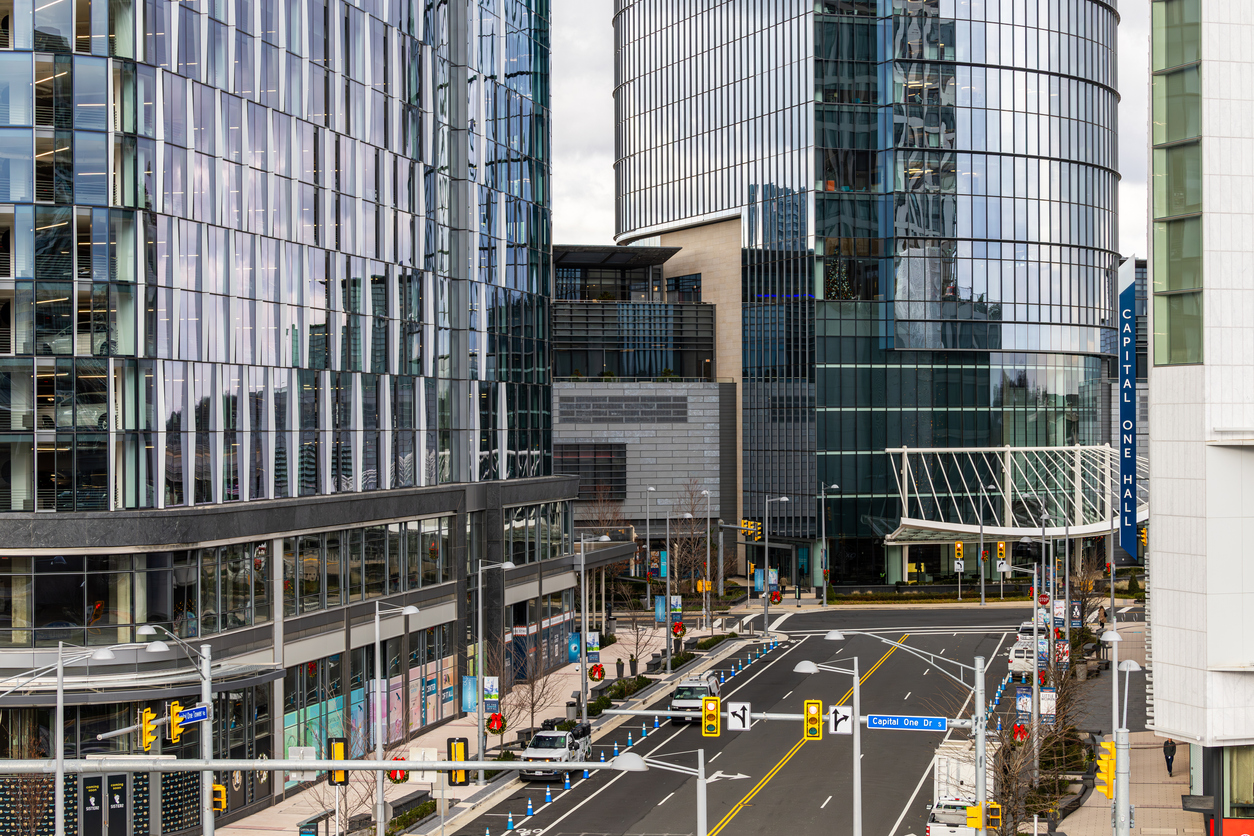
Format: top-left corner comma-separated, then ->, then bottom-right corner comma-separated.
866,714 -> 947,732
178,705 -> 209,724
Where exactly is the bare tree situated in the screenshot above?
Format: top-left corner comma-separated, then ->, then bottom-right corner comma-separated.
667,480 -> 713,596
304,710 -> 382,832
0,733 -> 53,835
504,652 -> 566,735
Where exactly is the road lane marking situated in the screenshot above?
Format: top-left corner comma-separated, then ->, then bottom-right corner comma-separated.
769,612 -> 794,631
709,751 -> 722,763
923,670 -> 929,675
658,791 -> 675,806
524,636 -> 808,836
1118,606 -> 1133,614
782,691 -> 793,700
821,795 -> 832,809
885,630 -> 1013,836
707,635 -> 908,836
904,692 -> 911,700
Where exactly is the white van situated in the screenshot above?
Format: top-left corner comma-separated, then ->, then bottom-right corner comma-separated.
1008,641 -> 1036,676
669,673 -> 720,723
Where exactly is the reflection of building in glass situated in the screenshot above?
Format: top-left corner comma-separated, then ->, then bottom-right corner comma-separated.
0,1 -> 610,826
615,0 -> 1119,585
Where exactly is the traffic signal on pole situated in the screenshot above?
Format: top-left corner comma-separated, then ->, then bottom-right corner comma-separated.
140,708 -> 158,752
997,541 -> 1005,560
803,700 -> 823,740
966,804 -> 984,828
1140,527 -> 1148,548
168,701 -> 183,744
328,737 -> 348,786
212,783 -> 227,812
702,696 -> 721,738
955,542 -> 964,561
448,737 -> 469,786
1095,741 -> 1116,799
986,802 -> 1002,829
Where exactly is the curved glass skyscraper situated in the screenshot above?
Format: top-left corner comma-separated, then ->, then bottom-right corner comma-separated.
614,0 -> 1119,583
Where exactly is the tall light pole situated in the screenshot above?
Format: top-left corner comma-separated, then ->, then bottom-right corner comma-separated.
611,750 -> 710,836
701,489 -> 711,631
1101,629 -> 1121,749
1007,558 -> 1041,785
664,512 -> 692,672
644,485 -> 656,584
818,484 -> 838,608
1041,511 -> 1053,681
977,482 -> 997,606
139,625 -> 217,836
372,602 -> 419,830
476,560 -> 513,784
764,495 -> 788,632
826,630 -> 985,836
580,534 -> 610,723
794,653 -> 861,836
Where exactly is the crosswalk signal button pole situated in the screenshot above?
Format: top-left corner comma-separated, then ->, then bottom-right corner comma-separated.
1096,741 -> 1116,799
702,696 -> 721,737
803,700 -> 823,740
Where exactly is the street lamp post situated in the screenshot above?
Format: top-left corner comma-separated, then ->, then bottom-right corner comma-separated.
1006,559 -> 1041,786
826,631 -> 985,836
794,654 -> 861,836
580,534 -> 610,723
1115,658 -> 1141,836
818,484 -> 838,608
1041,511 -> 1053,682
664,512 -> 692,672
373,602 -> 419,831
476,560 -> 514,784
764,496 -> 788,633
645,485 -> 656,586
139,625 -> 217,836
977,483 -> 997,606
701,489 -> 711,631
611,751 -> 709,836
1101,629 -> 1121,746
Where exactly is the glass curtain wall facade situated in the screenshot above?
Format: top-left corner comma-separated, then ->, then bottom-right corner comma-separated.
615,0 -> 1118,582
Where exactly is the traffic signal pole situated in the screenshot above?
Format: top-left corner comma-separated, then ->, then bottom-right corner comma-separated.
696,749 -> 707,836
201,644 -> 214,836
1115,728 -> 1131,836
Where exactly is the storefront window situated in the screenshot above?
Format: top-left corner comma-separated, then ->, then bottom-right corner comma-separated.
1229,746 -> 1254,818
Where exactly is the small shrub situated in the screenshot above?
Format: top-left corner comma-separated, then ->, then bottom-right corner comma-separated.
696,634 -> 730,651
387,800 -> 438,835
601,634 -> 618,647
484,750 -> 517,780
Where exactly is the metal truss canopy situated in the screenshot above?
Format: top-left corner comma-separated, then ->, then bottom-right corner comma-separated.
885,444 -> 1149,543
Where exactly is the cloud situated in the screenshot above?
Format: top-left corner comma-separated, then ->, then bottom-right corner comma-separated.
1118,3 -> 1150,258
550,0 -> 617,245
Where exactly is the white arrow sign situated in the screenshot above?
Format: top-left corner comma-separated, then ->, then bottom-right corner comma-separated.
726,701 -> 751,732
706,770 -> 750,783
829,704 -> 853,735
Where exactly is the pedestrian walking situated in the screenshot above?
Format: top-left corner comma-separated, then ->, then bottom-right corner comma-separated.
1164,738 -> 1177,777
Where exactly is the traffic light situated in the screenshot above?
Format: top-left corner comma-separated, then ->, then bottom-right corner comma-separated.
212,783 -> 227,812
803,700 -> 823,740
701,696 -> 721,737
140,708 -> 158,752
965,804 -> 984,828
1140,527 -> 1148,548
955,542 -> 964,561
997,541 -> 1005,560
1095,741 -> 1116,799
328,737 -> 348,786
448,737 -> 469,787
168,701 -> 183,744
986,802 -> 1002,829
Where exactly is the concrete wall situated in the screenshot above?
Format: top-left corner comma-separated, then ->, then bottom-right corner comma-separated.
554,380 -> 723,524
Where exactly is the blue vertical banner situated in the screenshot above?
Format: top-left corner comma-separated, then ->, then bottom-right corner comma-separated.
659,549 -> 668,578
1118,261 -> 1138,559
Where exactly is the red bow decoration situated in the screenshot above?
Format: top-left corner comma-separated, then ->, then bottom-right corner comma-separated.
769,590 -> 782,605
486,712 -> 507,735
589,663 -> 605,682
387,756 -> 409,784
671,620 -> 687,639
1012,722 -> 1028,742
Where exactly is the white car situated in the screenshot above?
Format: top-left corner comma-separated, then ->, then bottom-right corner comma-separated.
37,393 -> 109,430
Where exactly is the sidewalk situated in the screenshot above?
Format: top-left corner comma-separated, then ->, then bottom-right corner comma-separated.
218,619 -> 739,836
1058,618 -> 1201,836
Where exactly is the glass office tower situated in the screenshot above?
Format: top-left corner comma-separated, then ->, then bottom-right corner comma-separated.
0,0 -> 591,828
614,0 -> 1118,583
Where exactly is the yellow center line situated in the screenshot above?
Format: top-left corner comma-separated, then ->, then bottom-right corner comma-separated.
707,633 -> 910,836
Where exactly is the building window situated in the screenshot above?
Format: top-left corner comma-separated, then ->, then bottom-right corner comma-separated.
1154,292 -> 1203,365
554,444 -> 627,501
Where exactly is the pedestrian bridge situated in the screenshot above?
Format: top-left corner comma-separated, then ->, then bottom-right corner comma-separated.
883,444 -> 1148,544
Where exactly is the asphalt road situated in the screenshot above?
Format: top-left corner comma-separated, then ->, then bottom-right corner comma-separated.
455,606 -> 1034,836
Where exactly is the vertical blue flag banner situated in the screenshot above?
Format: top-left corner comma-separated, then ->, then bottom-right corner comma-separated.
654,595 -> 665,623
1118,261 -> 1137,559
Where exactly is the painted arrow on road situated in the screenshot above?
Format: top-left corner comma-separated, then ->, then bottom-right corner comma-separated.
706,770 -> 751,782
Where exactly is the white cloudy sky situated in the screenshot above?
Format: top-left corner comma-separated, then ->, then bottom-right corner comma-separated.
550,2 -> 1150,256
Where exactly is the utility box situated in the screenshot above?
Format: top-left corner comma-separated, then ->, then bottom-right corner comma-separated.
933,737 -> 999,805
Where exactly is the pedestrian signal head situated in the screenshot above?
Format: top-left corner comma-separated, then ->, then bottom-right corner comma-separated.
803,700 -> 823,740
1095,741 -> 1116,799
448,737 -> 470,786
328,737 -> 348,786
966,804 -> 984,828
212,783 -> 227,812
